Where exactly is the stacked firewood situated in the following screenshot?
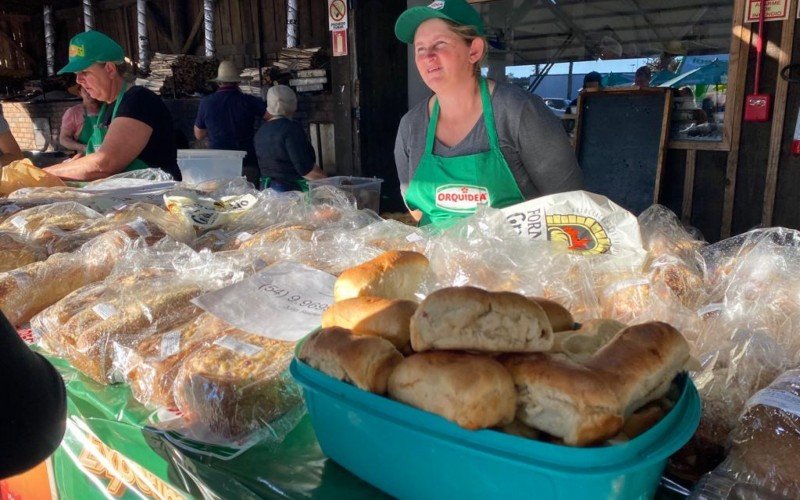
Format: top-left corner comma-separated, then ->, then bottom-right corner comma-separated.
141,53 -> 219,97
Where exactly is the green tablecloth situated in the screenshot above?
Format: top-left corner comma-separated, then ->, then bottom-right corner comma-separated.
47,355 -> 388,499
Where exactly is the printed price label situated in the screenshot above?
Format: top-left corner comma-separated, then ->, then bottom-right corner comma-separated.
92,303 -> 118,320
214,336 -> 262,357
9,215 -> 27,229
160,331 -> 182,358
406,232 -> 424,243
193,261 -> 336,341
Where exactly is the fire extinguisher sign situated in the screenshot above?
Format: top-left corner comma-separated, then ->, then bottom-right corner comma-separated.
745,0 -> 789,23
332,30 -> 348,57
328,0 -> 348,31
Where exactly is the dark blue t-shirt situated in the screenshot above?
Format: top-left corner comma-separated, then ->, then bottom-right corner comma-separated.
195,86 -> 267,165
253,117 -> 316,183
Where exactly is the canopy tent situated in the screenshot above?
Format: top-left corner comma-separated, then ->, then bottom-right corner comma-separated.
658,59 -> 729,87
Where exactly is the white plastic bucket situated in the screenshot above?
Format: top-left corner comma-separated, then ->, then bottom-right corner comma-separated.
177,149 -> 247,185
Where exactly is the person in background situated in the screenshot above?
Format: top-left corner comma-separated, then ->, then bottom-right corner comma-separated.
0,111 -> 23,167
634,65 -> 652,87
394,0 -> 582,228
194,61 -> 266,187
45,30 -> 180,181
59,84 -> 101,154
569,71 -> 602,110
254,85 -> 326,192
0,311 -> 66,479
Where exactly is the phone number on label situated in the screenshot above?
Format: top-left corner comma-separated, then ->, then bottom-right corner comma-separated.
257,283 -> 328,312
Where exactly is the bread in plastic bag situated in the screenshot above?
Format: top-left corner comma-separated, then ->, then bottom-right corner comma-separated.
0,222 -> 161,326
116,313 -> 223,408
0,230 -> 45,273
0,201 -> 102,251
0,158 -> 66,196
173,328 -> 300,440
689,369 -> 800,499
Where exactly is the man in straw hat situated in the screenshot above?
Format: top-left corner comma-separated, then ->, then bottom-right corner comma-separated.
45,30 -> 180,180
194,60 -> 267,185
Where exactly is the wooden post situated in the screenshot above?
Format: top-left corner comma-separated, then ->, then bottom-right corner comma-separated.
761,0 -> 798,226
682,149 -> 696,224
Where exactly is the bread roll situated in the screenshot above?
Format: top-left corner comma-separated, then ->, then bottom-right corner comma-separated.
502,322 -> 690,446
527,297 -> 575,332
299,327 -> 403,394
388,351 -> 516,430
410,287 -> 554,353
550,319 -> 627,361
321,296 -> 416,349
333,251 -> 429,302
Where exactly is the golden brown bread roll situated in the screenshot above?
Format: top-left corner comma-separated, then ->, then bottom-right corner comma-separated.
321,296 -> 417,350
173,331 -> 299,439
388,351 -> 517,430
527,296 -> 575,332
502,322 -> 690,446
299,327 -> 403,394
410,286 -> 554,353
333,251 -> 429,302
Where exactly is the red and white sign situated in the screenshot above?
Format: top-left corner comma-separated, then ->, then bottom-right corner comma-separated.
332,30 -> 348,57
328,0 -> 348,31
745,0 -> 789,23
435,185 -> 490,212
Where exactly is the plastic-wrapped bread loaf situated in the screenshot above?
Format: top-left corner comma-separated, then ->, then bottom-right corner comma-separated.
0,202 -> 102,252
32,270 -> 205,384
119,313 -> 222,408
173,331 -> 300,439
0,220 -> 168,327
0,231 -> 45,273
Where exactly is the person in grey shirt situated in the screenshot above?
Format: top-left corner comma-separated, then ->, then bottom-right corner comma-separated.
393,0 -> 582,227
0,113 -> 24,167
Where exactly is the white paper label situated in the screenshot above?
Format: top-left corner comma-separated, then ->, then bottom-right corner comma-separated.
746,388 -> 800,419
406,232 -> 424,243
159,331 -> 181,358
9,215 -> 27,229
193,261 -> 336,342
214,335 -> 262,357
236,231 -> 253,244
128,218 -> 151,238
697,302 -> 723,317
92,303 -> 118,320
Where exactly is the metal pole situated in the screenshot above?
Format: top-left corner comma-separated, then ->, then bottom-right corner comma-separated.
204,0 -> 215,57
286,0 -> 298,48
44,5 -> 55,77
83,0 -> 95,31
137,0 -> 150,73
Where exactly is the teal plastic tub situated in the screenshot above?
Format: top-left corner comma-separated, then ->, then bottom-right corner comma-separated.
290,359 -> 701,500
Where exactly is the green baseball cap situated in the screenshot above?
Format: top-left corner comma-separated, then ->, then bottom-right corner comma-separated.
395,0 -> 485,44
57,30 -> 125,75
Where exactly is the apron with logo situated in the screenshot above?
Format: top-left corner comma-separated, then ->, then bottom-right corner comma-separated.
77,111 -> 97,148
404,77 -> 524,228
86,86 -> 148,171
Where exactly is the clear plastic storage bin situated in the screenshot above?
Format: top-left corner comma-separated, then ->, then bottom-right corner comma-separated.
177,149 -> 246,185
307,176 -> 384,212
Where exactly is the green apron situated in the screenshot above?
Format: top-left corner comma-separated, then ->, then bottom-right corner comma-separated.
405,77 -> 524,228
77,111 -> 97,149
87,85 -> 148,171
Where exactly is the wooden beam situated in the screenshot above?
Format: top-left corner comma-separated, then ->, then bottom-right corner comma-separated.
0,28 -> 35,65
98,0 -> 136,11
682,149 -> 697,225
761,0 -> 798,226
167,0 -> 186,54
181,10 -> 204,54
721,0 -> 750,239
146,2 -> 174,48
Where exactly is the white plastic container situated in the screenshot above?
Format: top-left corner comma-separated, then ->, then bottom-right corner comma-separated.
177,149 -> 247,185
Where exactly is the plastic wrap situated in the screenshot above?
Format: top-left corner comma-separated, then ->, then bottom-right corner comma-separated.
0,158 -> 65,195
639,205 -> 706,267
0,201 -> 103,252
114,313 -> 219,408
351,219 -> 429,253
0,223 -> 157,327
0,230 -> 45,272
165,179 -> 262,231
172,329 -> 301,442
690,370 -> 800,499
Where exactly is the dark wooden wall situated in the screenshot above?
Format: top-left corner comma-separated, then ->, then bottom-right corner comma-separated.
0,13 -> 46,78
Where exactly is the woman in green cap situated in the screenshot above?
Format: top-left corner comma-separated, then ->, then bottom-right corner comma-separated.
45,30 -> 180,180
394,0 -> 582,228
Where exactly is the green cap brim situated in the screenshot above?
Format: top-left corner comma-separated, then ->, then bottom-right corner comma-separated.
395,7 -> 457,44
57,58 -> 94,75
